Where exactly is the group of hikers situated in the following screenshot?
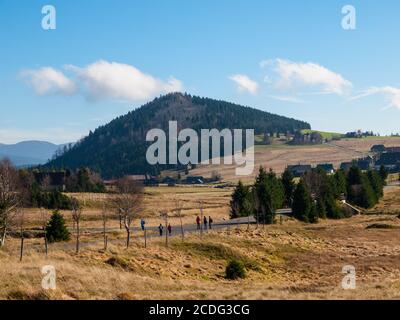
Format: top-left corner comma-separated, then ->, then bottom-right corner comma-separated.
157,223 -> 172,236
140,216 -> 214,237
196,215 -> 213,230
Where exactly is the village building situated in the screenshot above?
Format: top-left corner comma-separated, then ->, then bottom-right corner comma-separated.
287,165 -> 312,177
385,146 -> 400,153
186,176 -> 205,184
370,144 -> 386,153
375,152 -> 400,172
340,162 -> 353,171
162,176 -> 177,186
316,163 -> 335,174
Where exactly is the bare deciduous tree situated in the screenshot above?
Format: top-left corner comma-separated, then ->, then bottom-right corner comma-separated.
112,177 -> 144,248
0,159 -> 21,247
71,198 -> 82,254
101,202 -> 108,250
17,209 -> 25,261
174,200 -> 185,241
199,201 -> 204,239
40,208 -> 49,256
41,175 -> 51,191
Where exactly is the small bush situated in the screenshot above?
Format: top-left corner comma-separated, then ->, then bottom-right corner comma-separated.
225,259 -> 246,280
105,256 -> 131,270
46,210 -> 71,243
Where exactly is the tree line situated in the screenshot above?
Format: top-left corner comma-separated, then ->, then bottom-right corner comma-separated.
230,165 -> 387,224
0,158 -> 144,255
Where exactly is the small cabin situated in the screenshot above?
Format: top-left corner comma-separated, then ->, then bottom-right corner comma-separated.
186,176 -> 205,184
316,163 -> 335,174
287,165 -> 312,177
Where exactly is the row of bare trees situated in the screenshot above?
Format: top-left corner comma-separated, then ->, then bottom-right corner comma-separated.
111,177 -> 144,248
0,159 -> 22,247
0,159 -> 190,257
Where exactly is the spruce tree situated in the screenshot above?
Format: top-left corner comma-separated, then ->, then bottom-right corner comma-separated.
282,168 -> 295,206
379,165 -> 388,185
230,181 -> 251,218
292,181 -> 312,222
46,210 -> 71,243
316,198 -> 327,219
309,202 -> 319,224
359,175 -> 377,208
333,169 -> 347,198
254,167 -> 284,224
367,170 -> 384,199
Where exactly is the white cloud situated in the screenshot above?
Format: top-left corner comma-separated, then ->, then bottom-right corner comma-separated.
229,74 -> 259,95
69,60 -> 183,102
21,67 -> 76,96
267,95 -> 305,104
260,59 -> 352,96
350,86 -> 400,110
21,60 -> 184,102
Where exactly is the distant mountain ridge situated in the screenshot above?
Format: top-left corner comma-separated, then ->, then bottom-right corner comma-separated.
46,93 -> 311,178
0,141 -> 64,166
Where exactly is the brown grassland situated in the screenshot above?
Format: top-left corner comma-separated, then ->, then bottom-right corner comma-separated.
0,184 -> 399,300
191,136 -> 400,183
1,137 -> 400,300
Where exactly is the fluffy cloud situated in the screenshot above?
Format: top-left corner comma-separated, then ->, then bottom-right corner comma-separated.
21,67 -> 76,96
267,95 -> 305,104
21,60 -> 183,102
69,60 -> 183,101
261,59 -> 352,95
351,86 -> 400,110
229,74 -> 259,95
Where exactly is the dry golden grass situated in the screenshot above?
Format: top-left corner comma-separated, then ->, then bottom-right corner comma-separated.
21,185 -> 232,231
2,137 -> 400,300
190,136 -> 400,183
2,213 -> 400,300
1,186 -> 400,300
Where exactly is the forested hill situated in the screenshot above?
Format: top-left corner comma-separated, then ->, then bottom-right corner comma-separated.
45,93 -> 311,178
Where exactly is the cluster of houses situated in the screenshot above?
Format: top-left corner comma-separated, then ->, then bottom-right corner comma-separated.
341,145 -> 400,173
104,174 -> 207,188
287,164 -> 334,177
288,144 -> 400,177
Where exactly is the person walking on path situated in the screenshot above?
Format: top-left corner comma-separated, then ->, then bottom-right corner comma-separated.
203,216 -> 208,230
140,218 -> 146,231
196,216 -> 201,230
167,223 -> 172,236
158,224 -> 164,236
208,216 -> 213,229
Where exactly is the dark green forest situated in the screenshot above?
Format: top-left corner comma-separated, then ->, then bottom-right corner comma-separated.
45,93 -> 310,178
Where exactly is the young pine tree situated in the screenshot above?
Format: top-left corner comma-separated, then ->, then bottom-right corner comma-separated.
379,165 -> 388,185
308,202 -> 319,224
292,181 -> 312,222
46,210 -> 71,243
367,170 -> 384,200
281,168 -> 295,206
359,175 -> 378,209
230,181 -> 251,219
253,167 -> 284,224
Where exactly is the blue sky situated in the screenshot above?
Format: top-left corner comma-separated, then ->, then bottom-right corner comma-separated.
1,0 -> 400,144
